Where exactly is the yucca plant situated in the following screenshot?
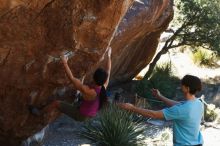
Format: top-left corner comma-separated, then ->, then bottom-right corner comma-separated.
204,104 -> 220,122
192,48 -> 217,67
78,104 -> 146,146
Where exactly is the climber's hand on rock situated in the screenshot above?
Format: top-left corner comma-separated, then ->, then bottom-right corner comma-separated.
100,54 -> 105,62
100,47 -> 112,61
60,53 -> 68,64
107,47 -> 112,58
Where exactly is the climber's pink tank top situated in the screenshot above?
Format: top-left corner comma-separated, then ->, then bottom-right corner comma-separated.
79,86 -> 101,117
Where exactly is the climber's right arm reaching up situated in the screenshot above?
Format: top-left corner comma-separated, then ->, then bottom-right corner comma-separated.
104,47 -> 112,88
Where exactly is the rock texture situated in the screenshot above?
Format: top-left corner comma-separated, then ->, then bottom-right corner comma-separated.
0,0 -> 173,145
111,0 -> 173,83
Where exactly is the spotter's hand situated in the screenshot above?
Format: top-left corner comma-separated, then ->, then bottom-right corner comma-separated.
151,88 -> 161,99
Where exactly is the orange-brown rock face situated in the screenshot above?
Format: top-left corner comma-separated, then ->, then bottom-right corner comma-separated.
0,0 -> 173,145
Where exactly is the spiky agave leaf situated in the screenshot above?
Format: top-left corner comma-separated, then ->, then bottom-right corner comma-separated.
78,104 -> 146,146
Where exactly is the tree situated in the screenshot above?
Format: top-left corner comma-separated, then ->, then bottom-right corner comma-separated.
145,0 -> 220,78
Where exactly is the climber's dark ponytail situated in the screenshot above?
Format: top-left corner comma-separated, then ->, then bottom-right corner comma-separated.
93,68 -> 108,109
99,85 -> 108,109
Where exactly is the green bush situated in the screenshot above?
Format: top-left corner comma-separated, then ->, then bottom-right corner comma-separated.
204,104 -> 220,122
192,48 -> 217,67
136,63 -> 179,108
78,104 -> 146,146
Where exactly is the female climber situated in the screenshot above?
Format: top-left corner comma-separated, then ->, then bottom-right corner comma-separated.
48,47 -> 112,121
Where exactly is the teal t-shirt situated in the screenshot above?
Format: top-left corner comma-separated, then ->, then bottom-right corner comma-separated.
162,99 -> 204,146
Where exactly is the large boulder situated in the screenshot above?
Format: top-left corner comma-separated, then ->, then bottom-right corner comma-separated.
111,0 -> 173,83
0,0 -> 173,145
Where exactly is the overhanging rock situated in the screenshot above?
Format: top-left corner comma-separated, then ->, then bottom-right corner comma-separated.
0,0 -> 173,145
